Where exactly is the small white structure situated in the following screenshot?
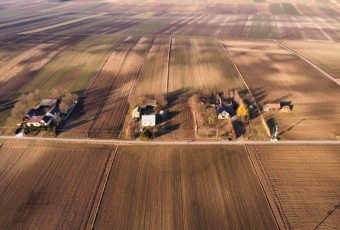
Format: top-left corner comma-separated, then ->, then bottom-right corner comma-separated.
141,115 -> 156,127
131,107 -> 141,119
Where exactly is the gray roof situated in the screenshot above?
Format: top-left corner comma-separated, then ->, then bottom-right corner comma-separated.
216,104 -> 235,116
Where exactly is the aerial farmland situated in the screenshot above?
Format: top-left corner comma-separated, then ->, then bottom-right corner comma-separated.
0,0 -> 339,229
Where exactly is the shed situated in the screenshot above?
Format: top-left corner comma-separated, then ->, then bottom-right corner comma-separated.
146,100 -> 157,107
132,107 -> 141,119
141,115 -> 156,127
40,99 -> 57,108
264,103 -> 281,111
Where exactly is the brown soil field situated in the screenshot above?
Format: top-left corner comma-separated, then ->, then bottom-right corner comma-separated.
291,16 -> 329,41
60,36 -> 138,138
94,145 -> 278,230
181,14 -> 248,38
264,102 -> 340,140
156,92 -> 195,140
247,145 -> 340,229
89,36 -> 155,139
222,39 -> 340,105
135,36 -> 170,96
281,40 -> 340,79
0,139 -> 116,229
275,15 -> 303,40
0,42 -> 67,98
169,37 -> 246,93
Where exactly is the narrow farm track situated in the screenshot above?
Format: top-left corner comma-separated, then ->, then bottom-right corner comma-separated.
89,36 -> 155,139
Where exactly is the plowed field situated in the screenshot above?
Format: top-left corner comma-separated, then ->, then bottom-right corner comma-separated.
135,36 -> 170,96
0,139 -> 116,229
247,145 -> 340,230
281,40 -> 340,79
169,37 -> 245,93
60,36 -> 139,138
94,145 -> 278,230
89,36 -> 155,138
222,39 -> 340,105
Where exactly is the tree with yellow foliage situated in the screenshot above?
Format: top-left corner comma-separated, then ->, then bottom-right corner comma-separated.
236,103 -> 249,117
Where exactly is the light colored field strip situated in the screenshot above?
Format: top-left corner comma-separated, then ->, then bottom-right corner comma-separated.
85,146 -> 118,230
20,13 -> 106,34
274,40 -> 340,86
0,12 -> 61,28
0,136 -> 339,145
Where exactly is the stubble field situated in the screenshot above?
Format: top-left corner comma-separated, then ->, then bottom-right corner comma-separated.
247,145 -> 340,229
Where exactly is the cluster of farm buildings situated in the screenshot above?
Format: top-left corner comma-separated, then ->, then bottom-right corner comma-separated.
23,99 -> 59,127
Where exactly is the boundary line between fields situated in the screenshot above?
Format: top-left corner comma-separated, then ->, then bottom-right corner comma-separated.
217,38 -> 271,137
166,36 -> 172,97
88,36 -> 141,137
85,146 -> 119,230
273,40 -> 340,87
244,145 -> 288,230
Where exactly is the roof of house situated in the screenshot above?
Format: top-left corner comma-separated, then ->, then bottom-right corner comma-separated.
266,103 -> 281,108
41,116 -> 52,123
216,104 -> 236,116
142,114 -> 156,123
27,116 -> 44,123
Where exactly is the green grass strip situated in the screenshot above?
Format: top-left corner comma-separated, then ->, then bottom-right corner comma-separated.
20,13 -> 105,34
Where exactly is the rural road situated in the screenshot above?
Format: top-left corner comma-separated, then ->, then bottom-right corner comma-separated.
0,136 -> 339,145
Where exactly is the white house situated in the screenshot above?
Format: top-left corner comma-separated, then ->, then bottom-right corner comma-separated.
217,110 -> 230,119
141,115 -> 156,127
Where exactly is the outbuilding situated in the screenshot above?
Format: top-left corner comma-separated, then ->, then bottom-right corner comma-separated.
141,115 -> 156,127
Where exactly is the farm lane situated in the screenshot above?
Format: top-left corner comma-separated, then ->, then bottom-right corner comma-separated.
0,136 -> 339,145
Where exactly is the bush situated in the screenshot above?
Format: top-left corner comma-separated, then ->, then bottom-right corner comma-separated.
140,128 -> 153,140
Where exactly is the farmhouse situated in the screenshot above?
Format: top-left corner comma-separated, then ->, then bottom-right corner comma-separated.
263,103 -> 281,111
141,115 -> 156,127
26,116 -> 45,127
216,104 -> 236,119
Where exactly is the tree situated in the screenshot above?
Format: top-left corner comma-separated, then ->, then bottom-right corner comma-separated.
59,101 -> 68,114
11,101 -> 27,120
140,128 -> 152,140
60,92 -> 78,114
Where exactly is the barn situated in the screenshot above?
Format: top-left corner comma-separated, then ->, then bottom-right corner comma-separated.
141,115 -> 156,127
